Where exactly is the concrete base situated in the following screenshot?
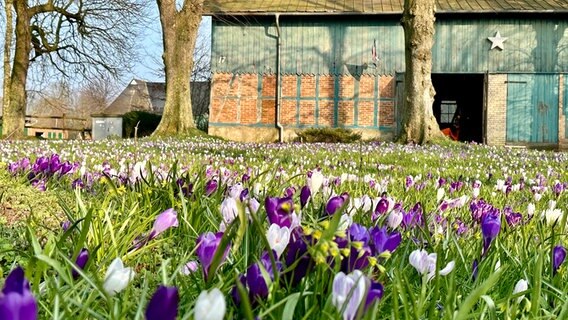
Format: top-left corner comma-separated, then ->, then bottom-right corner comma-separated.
209,125 -> 394,143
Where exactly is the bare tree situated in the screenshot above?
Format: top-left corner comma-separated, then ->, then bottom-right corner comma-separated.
153,0 -> 205,136
397,0 -> 445,144
1,0 -> 148,139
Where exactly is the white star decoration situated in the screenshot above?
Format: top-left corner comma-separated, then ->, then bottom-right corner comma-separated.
488,31 -> 508,50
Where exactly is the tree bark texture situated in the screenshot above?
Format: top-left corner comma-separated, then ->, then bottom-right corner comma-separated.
398,0 -> 445,144
3,1 -> 31,139
2,0 -> 13,122
153,0 -> 204,136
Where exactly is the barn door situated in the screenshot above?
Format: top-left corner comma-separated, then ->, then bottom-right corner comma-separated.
506,74 -> 559,144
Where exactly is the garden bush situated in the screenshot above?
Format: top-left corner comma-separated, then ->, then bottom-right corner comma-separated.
295,127 -> 362,143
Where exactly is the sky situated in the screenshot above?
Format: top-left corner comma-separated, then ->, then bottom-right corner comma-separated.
127,7 -> 212,84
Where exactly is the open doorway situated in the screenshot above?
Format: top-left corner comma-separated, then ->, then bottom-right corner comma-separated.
432,74 -> 484,143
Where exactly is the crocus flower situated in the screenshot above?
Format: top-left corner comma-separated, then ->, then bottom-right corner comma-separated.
513,279 -> 528,303
245,251 -> 282,300
386,209 -> 403,229
300,185 -> 311,209
266,224 -> 291,257
265,196 -> 295,227
219,197 -> 238,230
308,170 -> 324,195
409,249 -> 454,281
145,286 -> 178,320
481,213 -> 501,257
369,227 -> 401,256
181,261 -> 199,275
371,197 -> 389,220
194,288 -> 226,320
61,220 -> 71,232
332,270 -> 367,320
205,179 -> 218,196
472,259 -> 479,281
0,267 -> 38,320
148,208 -> 178,240
196,232 -> 230,281
103,258 -> 135,296
72,248 -> 89,279
326,193 -> 349,215
553,245 -> 567,275
364,279 -> 384,310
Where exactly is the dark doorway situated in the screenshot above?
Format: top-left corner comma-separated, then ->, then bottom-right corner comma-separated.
432,74 -> 484,143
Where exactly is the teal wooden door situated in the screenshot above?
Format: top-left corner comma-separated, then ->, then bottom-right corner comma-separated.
506,74 -> 559,144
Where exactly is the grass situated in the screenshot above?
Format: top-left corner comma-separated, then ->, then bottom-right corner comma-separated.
1,137 -> 568,319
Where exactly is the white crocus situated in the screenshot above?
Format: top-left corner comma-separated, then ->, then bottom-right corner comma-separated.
337,214 -> 353,232
436,188 -> 445,203
409,249 -> 455,281
219,197 -> 239,231
194,288 -> 226,320
513,279 -> 528,303
544,208 -> 564,225
103,258 -> 135,296
266,224 -> 291,257
527,203 -> 535,216
308,170 -> 324,195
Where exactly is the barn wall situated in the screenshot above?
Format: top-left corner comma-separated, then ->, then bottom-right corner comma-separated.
209,73 -> 396,142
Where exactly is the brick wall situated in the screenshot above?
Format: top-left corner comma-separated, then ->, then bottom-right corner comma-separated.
486,74 -> 507,146
209,73 -> 396,142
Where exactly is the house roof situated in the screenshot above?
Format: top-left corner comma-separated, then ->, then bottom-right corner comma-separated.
99,79 -> 162,116
203,0 -> 568,15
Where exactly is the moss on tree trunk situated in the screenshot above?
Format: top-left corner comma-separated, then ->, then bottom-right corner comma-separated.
397,0 -> 446,144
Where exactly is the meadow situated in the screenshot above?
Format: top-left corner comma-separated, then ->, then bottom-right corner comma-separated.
1,137 -> 568,319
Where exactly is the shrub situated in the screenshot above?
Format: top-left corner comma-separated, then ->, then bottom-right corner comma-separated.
122,111 -> 162,138
295,127 -> 362,143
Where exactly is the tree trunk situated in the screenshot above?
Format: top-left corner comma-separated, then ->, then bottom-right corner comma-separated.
3,1 -> 30,140
397,0 -> 445,144
153,0 -> 203,136
2,0 -> 13,122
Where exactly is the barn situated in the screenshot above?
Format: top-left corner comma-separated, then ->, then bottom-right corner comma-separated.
203,0 -> 568,148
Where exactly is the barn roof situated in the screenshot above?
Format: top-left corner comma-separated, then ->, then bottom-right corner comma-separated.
203,0 -> 568,15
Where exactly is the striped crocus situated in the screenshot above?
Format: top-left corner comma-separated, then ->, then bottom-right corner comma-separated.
332,270 -> 367,320
145,286 -> 178,320
0,267 -> 38,320
553,245 -> 567,276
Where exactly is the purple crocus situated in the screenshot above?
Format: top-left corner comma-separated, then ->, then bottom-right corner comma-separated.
196,232 -> 230,281
369,227 -> 401,256
472,259 -> 479,281
205,179 -> 218,196
0,267 -> 38,320
148,208 -> 179,241
300,185 -> 311,209
245,251 -> 282,301
553,245 -> 567,276
61,220 -> 71,232
326,193 -> 349,215
364,279 -> 384,310
504,207 -> 523,228
72,248 -> 89,279
265,196 -> 295,227
145,286 -> 179,320
481,213 -> 501,257
284,236 -> 313,286
372,197 -> 389,220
